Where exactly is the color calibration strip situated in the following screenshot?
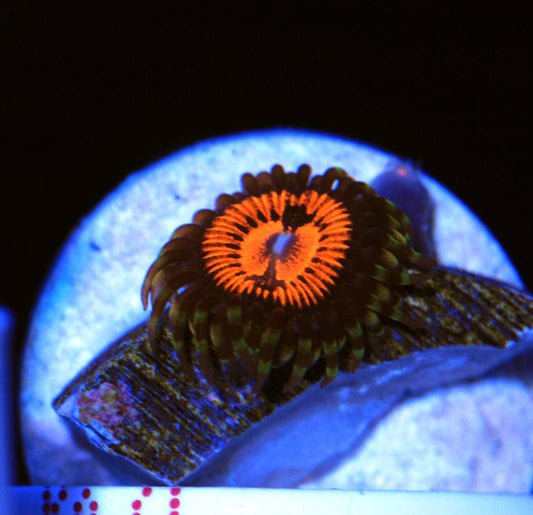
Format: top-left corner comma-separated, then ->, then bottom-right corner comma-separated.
6,487 -> 533,515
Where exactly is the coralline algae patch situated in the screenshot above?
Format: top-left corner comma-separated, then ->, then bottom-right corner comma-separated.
75,380 -> 140,444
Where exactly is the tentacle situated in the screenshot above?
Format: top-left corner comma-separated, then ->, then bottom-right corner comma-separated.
192,209 -> 217,227
272,317 -> 296,367
209,304 -> 232,365
216,193 -> 237,210
190,295 -> 217,383
158,236 -> 201,256
241,173 -> 260,197
146,266 -> 201,347
170,223 -> 206,240
256,171 -> 276,193
166,287 -> 204,373
141,250 -> 197,308
296,164 -> 312,191
226,295 -> 255,375
320,167 -> 349,191
271,164 -> 287,192
283,314 -> 314,392
319,345 -> 339,387
283,172 -> 299,193
254,308 -> 285,392
340,180 -> 377,201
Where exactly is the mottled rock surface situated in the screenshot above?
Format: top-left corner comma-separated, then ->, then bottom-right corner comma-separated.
185,341 -> 533,491
19,129 -> 531,487
303,362 -> 533,492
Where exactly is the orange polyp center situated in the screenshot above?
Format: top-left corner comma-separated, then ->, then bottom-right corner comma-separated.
203,191 -> 352,308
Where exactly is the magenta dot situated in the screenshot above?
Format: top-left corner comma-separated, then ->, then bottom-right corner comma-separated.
90,500 -> 98,510
143,486 -> 152,497
171,487 -> 181,496
59,489 -> 67,501
74,501 -> 83,512
171,511 -> 179,515
51,503 -> 59,514
132,499 -> 142,510
170,498 -> 180,509
42,503 -> 50,514
43,490 -> 52,501
83,488 -> 91,499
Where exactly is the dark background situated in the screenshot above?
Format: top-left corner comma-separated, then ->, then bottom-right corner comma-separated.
3,6 -> 530,482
